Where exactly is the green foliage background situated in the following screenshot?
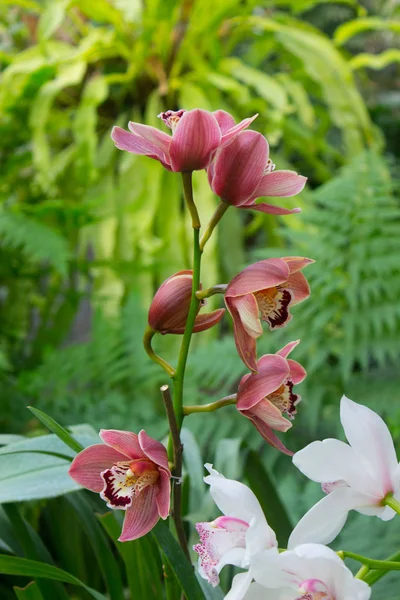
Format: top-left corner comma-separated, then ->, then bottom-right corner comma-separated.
1,0 -> 400,598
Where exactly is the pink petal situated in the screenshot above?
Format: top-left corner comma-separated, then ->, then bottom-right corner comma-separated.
156,469 -> 171,519
100,430 -> 144,460
252,170 -> 307,198
237,354 -> 290,410
128,121 -> 171,156
148,270 -> 193,333
283,257 -> 314,274
233,294 -> 262,338
192,308 -> 226,333
210,131 -> 267,205
245,399 -> 292,432
111,127 -> 168,163
119,486 -> 159,541
287,359 -> 307,385
138,430 -> 169,471
226,297 -> 258,371
226,259 -> 290,298
169,109 -> 221,172
246,415 -> 293,456
241,201 -> 301,215
69,444 -> 128,492
286,271 -> 311,306
213,109 -> 236,133
220,114 -> 258,146
276,340 -> 300,359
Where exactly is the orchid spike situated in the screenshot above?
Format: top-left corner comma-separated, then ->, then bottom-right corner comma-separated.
69,429 -> 170,541
148,270 -> 225,334
246,543 -> 371,600
289,396 -> 400,548
208,130 -> 307,213
193,464 -> 278,598
225,257 -> 313,370
237,341 -> 306,455
112,109 -> 257,172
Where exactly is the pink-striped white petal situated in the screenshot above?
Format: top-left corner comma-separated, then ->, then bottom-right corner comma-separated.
119,485 -> 159,541
170,109 -> 221,171
128,122 -> 171,156
68,444 -> 128,492
237,354 -> 290,410
100,430 -> 143,459
253,170 -> 307,198
226,259 -> 290,297
138,430 -> 169,470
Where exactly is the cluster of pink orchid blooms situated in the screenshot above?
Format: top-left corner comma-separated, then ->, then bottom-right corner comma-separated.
69,108 -> 400,600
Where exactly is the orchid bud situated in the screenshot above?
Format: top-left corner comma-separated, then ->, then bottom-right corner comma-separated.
148,270 -> 225,334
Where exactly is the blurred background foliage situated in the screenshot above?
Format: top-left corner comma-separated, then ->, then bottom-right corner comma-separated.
1,0 -> 400,597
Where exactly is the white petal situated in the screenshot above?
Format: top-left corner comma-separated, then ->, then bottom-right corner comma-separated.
288,487 -> 369,548
245,517 -> 277,563
243,582 -> 291,600
225,570 -> 253,600
293,439 -> 377,496
341,395 -> 399,496
204,465 -> 275,547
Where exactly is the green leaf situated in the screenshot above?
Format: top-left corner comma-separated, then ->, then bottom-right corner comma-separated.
245,450 -> 293,547
0,555 -> 108,600
152,521 -> 205,600
27,407 -> 84,454
66,494 -> 125,600
350,50 -> 400,71
38,0 -> 70,42
14,581 -> 45,600
334,17 -> 400,46
99,512 -> 162,600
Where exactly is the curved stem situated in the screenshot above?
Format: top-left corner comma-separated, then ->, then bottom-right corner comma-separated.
143,326 -> 176,377
364,550 -> 400,586
196,284 -> 227,300
182,172 -> 200,229
355,565 -> 370,580
184,394 -> 237,415
341,550 -> 400,571
200,199 -> 229,250
383,494 -> 400,515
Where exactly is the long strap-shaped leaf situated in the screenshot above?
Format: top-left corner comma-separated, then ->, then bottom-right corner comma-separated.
0,555 -> 108,600
152,520 -> 205,600
27,407 -> 83,454
14,581 -> 45,599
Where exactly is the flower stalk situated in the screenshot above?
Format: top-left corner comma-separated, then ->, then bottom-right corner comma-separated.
182,171 -> 200,229
196,283 -> 227,300
183,394 -> 237,415
199,200 -> 229,250
143,326 -> 176,377
383,494 -> 400,515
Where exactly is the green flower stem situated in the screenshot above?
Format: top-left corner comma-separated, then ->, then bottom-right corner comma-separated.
199,199 -> 229,251
196,284 -> 227,300
143,326 -> 176,377
182,172 -> 200,229
383,494 -> 400,515
355,565 -> 370,580
364,550 -> 400,586
183,394 -> 237,415
340,550 -> 400,572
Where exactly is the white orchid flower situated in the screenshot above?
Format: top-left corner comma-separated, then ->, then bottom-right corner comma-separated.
245,543 -> 371,600
289,396 -> 400,548
193,464 -> 279,600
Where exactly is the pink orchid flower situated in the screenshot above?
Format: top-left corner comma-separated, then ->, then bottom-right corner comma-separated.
69,429 -> 171,541
111,108 -> 257,172
208,130 -> 307,213
225,257 -> 313,371
148,270 -> 225,334
236,341 -> 306,455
